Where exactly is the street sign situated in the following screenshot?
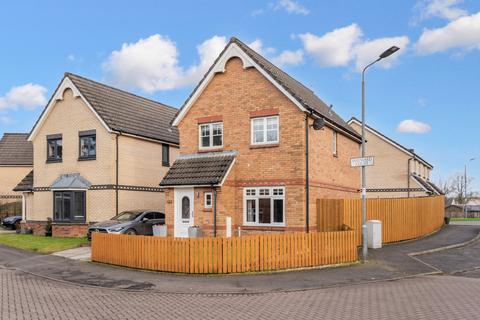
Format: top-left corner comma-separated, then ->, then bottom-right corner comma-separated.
351,156 -> 375,167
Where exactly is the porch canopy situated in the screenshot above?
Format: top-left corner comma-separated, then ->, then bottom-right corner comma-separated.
160,151 -> 236,187
50,173 -> 91,190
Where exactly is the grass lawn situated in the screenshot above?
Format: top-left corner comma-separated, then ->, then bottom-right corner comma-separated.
450,218 -> 480,221
0,234 -> 88,254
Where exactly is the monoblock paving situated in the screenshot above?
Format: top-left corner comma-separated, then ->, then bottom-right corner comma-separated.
1,269 -> 480,320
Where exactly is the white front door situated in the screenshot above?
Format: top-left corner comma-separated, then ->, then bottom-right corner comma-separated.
174,188 -> 194,238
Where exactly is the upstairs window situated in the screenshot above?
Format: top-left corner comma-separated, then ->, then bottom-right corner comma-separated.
47,134 -> 62,162
79,130 -> 96,160
162,144 -> 170,167
251,116 -> 279,145
199,122 -> 223,149
332,131 -> 337,156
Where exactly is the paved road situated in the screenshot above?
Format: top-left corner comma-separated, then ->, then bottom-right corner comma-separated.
1,269 -> 479,320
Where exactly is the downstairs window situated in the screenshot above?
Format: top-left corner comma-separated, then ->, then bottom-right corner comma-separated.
53,191 -> 86,222
244,187 -> 285,226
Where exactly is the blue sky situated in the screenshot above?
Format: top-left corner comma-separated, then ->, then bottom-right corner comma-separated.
0,0 -> 479,189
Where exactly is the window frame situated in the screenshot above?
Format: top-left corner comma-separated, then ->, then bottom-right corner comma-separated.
78,130 -> 97,160
47,135 -> 63,163
332,131 -> 337,157
204,192 -> 212,209
162,144 -> 170,167
198,122 -> 223,150
250,116 -> 279,146
53,191 -> 86,223
243,186 -> 285,227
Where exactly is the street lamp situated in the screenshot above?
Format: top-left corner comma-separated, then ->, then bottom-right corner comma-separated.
464,157 -> 476,217
361,46 -> 400,262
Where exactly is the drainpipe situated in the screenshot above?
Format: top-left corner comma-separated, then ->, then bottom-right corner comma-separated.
213,187 -> 217,237
407,152 -> 416,198
305,113 -> 310,233
115,133 -> 120,215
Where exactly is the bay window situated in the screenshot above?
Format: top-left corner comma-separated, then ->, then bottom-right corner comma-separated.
199,122 -> 223,149
251,116 -> 279,145
244,187 -> 285,226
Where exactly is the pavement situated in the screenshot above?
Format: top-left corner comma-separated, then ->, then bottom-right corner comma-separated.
0,225 -> 479,293
52,246 -> 92,261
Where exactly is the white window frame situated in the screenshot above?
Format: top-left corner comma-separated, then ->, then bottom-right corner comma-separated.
332,131 -> 337,156
199,122 -> 223,150
204,192 -> 212,209
243,186 -> 285,227
250,116 -> 279,145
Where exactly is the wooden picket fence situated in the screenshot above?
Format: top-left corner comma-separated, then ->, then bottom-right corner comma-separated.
317,195 -> 445,245
91,230 -> 357,274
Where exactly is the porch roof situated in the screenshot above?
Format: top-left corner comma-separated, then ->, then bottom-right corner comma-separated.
160,151 -> 236,187
50,173 -> 91,190
13,170 -> 34,192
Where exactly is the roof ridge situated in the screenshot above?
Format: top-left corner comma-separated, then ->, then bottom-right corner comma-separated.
64,72 -> 179,112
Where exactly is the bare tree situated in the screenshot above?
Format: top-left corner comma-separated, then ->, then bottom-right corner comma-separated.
439,173 -> 477,204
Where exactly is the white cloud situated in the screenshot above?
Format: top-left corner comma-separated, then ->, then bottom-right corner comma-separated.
299,24 -> 408,71
271,49 -> 304,66
415,0 -> 467,22
299,24 -> 363,67
251,8 -> 264,17
273,0 -> 309,15
247,39 -> 276,56
103,34 -> 227,93
415,12 -> 480,54
67,54 -> 76,62
182,36 -> 228,87
354,36 -> 410,71
0,83 -> 47,110
397,119 -> 432,133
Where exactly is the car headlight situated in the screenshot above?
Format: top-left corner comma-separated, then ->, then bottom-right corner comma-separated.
108,227 -> 125,233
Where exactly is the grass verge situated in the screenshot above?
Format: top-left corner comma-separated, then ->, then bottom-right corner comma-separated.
450,218 -> 480,221
0,234 -> 88,254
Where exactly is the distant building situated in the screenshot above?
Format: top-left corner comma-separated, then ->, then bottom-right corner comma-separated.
348,118 -> 442,198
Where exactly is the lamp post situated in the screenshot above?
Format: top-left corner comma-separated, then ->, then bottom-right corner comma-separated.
361,46 -> 400,262
464,157 -> 476,217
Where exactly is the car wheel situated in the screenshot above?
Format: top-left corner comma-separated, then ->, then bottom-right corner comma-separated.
125,228 -> 137,236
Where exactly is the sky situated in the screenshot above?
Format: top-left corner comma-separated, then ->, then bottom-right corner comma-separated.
0,0 -> 479,190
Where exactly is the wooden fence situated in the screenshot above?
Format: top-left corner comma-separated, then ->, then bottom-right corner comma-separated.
92,230 -> 357,274
0,198 -> 22,219
317,195 -> 445,245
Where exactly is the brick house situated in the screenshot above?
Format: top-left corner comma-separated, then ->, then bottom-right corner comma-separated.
18,73 -> 179,236
0,133 -> 33,217
160,38 -> 361,237
348,117 -> 442,198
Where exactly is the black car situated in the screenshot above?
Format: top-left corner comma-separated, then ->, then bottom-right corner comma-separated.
1,215 -> 22,230
88,210 -> 165,240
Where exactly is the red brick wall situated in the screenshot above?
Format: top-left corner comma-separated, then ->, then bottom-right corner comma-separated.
167,57 -> 360,235
23,221 -> 88,237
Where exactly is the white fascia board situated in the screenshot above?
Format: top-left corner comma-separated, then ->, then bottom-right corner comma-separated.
219,157 -> 236,187
347,118 -> 433,169
28,77 -> 111,141
171,43 -> 307,127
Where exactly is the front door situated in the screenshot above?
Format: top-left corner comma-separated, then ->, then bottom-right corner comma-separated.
174,188 -> 194,238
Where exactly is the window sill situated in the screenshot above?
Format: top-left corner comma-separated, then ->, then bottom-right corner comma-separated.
162,163 -> 170,167
198,148 -> 224,153
46,159 -> 62,164
52,221 -> 87,225
203,208 -> 212,212
250,143 -> 279,149
242,225 -> 286,231
78,157 -> 96,161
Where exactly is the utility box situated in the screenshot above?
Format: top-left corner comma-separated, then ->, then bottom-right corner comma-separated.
188,226 -> 202,238
367,220 -> 382,249
152,224 -> 167,237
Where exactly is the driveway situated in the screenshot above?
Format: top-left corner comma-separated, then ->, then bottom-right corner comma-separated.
0,225 -> 479,293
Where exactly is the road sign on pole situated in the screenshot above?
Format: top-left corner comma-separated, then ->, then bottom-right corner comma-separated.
351,156 -> 375,167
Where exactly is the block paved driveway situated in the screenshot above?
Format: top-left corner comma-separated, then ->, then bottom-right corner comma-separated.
1,269 -> 480,320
